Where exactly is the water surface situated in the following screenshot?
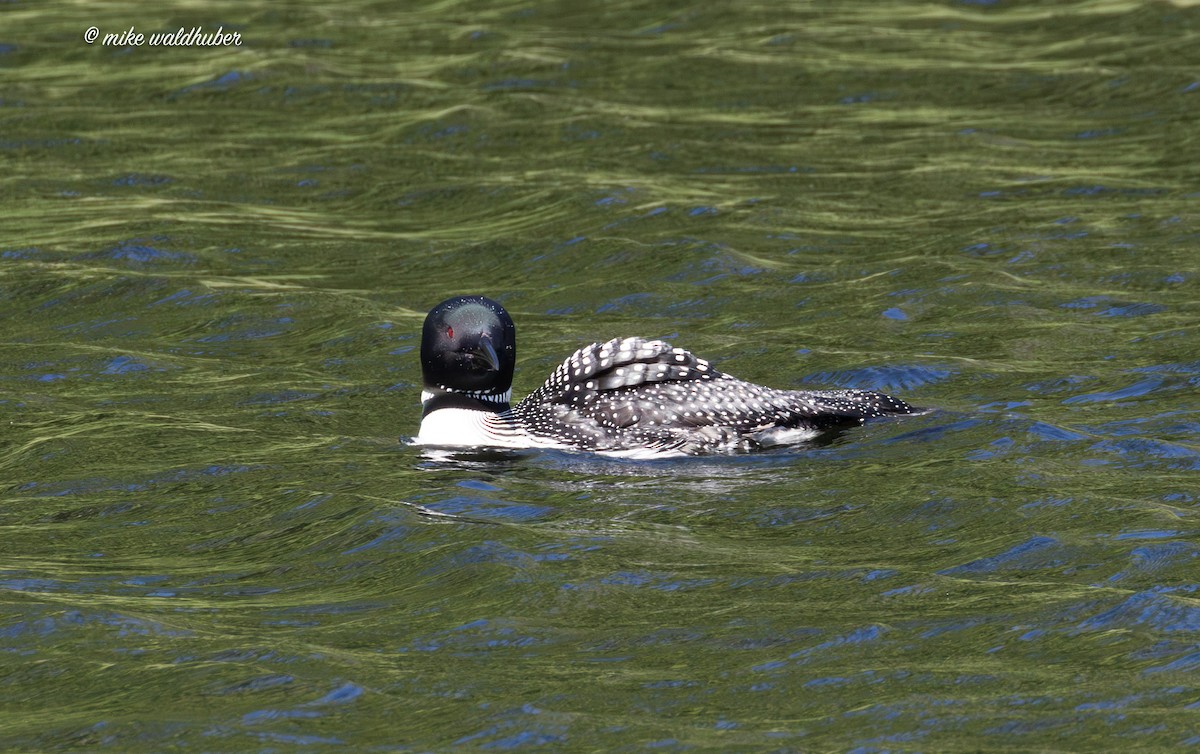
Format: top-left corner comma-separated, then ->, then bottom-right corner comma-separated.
3,0 -> 1200,750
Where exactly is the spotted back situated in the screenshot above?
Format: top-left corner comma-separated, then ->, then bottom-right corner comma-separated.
513,337 -> 915,454
527,337 -> 715,398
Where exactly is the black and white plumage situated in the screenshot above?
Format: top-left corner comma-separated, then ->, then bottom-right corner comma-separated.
416,295 -> 918,457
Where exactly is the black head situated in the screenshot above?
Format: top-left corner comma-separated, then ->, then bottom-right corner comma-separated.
420,295 -> 516,398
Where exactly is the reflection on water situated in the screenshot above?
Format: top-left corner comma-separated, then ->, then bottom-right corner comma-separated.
4,0 -> 1200,750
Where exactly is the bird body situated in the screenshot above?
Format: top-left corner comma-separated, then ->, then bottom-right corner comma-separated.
416,295 -> 917,457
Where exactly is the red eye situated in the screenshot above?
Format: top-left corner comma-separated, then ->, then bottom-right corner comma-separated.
446,326 -> 454,339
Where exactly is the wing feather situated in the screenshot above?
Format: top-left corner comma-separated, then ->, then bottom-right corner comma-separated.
515,337 -> 915,453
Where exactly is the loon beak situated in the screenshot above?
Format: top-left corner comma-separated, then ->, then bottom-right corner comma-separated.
470,337 -> 501,373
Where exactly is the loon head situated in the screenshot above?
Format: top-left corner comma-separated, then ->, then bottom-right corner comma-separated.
420,295 -> 516,402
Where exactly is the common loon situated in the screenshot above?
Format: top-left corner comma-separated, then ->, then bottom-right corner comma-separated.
415,295 -> 918,457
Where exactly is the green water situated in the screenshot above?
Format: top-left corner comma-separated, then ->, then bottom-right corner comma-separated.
4,0 -> 1200,750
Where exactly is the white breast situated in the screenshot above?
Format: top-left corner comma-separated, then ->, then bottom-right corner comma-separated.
415,408 -> 494,447
415,407 -> 566,450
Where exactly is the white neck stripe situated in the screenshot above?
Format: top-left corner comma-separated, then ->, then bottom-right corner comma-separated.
421,388 -> 511,404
